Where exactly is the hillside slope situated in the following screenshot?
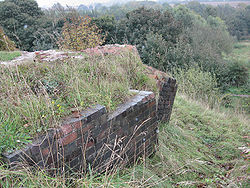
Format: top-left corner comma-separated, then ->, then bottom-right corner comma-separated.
1,94 -> 248,187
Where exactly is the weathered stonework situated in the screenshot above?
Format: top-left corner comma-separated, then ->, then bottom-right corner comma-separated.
2,77 -> 177,174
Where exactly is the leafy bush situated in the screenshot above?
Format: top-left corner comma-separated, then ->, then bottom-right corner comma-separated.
91,16 -> 117,44
224,60 -> 248,87
115,7 -> 183,54
173,66 -> 219,106
58,16 -> 105,51
141,33 -> 169,71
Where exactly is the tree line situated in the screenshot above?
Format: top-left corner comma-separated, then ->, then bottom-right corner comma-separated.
0,0 -> 249,93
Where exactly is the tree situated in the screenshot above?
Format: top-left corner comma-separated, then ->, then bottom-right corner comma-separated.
58,16 -> 105,51
0,0 -> 44,51
91,15 -> 117,44
116,7 -> 183,52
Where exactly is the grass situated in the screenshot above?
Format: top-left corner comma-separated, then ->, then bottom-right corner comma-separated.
0,51 -> 22,61
0,94 -> 249,187
0,50 -> 156,153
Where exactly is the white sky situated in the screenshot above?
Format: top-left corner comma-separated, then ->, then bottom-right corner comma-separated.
36,0 -> 113,7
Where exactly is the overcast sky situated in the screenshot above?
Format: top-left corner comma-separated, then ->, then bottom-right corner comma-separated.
36,0 -> 113,7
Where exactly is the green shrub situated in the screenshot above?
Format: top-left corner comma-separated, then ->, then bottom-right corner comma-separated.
224,60 -> 248,87
173,66 -> 219,106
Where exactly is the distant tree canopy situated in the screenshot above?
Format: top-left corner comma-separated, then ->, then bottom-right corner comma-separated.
0,0 -> 44,51
98,5 -> 242,90
187,2 -> 250,40
0,0 -> 248,91
116,7 -> 182,46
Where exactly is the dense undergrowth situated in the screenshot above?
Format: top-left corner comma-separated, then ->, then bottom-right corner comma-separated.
0,94 -> 248,187
0,50 -> 156,153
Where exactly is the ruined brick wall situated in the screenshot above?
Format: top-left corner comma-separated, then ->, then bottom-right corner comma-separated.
3,91 -> 158,174
157,77 -> 178,122
3,78 -> 177,174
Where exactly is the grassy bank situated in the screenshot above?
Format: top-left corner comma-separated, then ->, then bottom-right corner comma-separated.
1,94 -> 248,187
0,51 -> 21,61
0,50 -> 156,153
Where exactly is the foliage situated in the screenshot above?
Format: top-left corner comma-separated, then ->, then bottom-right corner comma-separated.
91,15 -> 117,44
141,32 -> 169,71
113,7 -> 185,72
224,60 -> 248,87
113,5 -> 237,93
0,50 -> 156,153
187,2 -> 250,40
173,66 -> 219,106
222,41 -> 249,90
217,5 -> 250,40
116,7 -> 182,47
32,16 -> 61,51
0,26 -> 16,51
58,16 -> 105,51
0,51 -> 21,61
230,41 -> 250,65
0,0 -> 44,51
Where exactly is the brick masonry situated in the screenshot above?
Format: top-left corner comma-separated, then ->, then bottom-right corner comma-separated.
158,77 -> 178,122
2,78 -> 177,174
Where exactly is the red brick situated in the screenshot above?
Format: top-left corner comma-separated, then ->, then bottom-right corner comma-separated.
72,121 -> 82,129
86,141 -> 94,148
148,93 -> 155,100
61,132 -> 77,146
142,97 -> 148,102
60,124 -> 73,135
97,130 -> 107,141
148,100 -> 156,108
80,124 -> 94,133
77,137 -> 85,146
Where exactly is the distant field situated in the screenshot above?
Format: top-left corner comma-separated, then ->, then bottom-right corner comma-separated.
200,1 -> 250,7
